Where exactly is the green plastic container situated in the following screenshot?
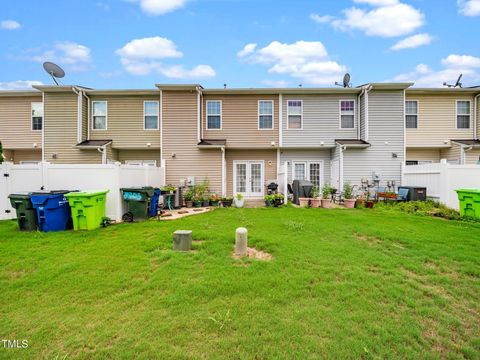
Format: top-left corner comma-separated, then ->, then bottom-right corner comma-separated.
8,193 -> 38,231
65,190 -> 109,230
455,189 -> 480,219
120,187 -> 156,222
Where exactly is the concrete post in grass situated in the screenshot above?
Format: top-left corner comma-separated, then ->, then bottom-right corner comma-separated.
173,230 -> 192,251
235,227 -> 248,256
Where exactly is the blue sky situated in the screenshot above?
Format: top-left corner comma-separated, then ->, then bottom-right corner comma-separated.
0,0 -> 479,89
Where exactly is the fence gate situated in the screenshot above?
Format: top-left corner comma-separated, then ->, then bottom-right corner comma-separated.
0,163 -> 12,219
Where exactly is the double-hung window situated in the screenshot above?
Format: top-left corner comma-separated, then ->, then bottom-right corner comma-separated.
144,101 -> 159,130
207,100 -> 222,129
340,100 -> 355,129
31,102 -> 43,131
258,100 -> 273,129
456,100 -> 470,129
405,100 -> 418,128
93,101 -> 107,130
287,100 -> 302,129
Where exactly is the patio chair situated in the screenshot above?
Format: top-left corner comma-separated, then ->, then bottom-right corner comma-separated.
396,188 -> 409,202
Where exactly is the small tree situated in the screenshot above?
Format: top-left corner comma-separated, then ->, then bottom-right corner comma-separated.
0,141 -> 4,164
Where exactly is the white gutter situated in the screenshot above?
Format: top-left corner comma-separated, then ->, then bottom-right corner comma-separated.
197,88 -> 202,143
159,90 -> 163,166
461,145 -> 473,165
364,85 -> 373,142
41,91 -> 45,162
403,89 -> 406,167
71,87 -> 82,144
221,146 -> 226,197
357,87 -> 367,140
339,145 -> 346,191
474,93 -> 480,140
279,93 -> 283,147
81,91 -> 91,140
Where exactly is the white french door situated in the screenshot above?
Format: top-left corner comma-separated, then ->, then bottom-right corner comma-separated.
233,161 -> 264,197
292,161 -> 324,188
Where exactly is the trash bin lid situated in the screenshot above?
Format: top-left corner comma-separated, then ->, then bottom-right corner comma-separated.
8,192 -> 32,199
65,190 -> 109,198
456,188 -> 480,193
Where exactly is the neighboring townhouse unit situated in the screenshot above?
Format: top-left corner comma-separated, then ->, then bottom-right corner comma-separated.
0,90 -> 43,163
405,88 -> 480,165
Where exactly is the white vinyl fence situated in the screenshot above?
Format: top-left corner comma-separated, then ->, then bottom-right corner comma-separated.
0,162 -> 165,221
402,162 -> 480,209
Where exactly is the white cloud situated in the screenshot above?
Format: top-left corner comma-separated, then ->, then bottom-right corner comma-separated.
458,0 -> 480,16
0,80 -> 43,90
237,43 -> 257,58
390,33 -> 433,51
238,40 -> 347,86
392,54 -> 480,87
331,1 -> 424,37
0,20 -> 21,30
261,80 -> 289,88
128,0 -> 186,15
30,42 -> 92,72
310,13 -> 334,24
116,36 -> 215,79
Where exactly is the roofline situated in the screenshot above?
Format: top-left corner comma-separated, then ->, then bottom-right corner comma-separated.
155,84 -> 203,91
86,89 -> 159,96
202,87 -> 362,95
0,90 -> 42,97
406,88 -> 480,95
32,85 -> 92,92
356,82 -> 414,90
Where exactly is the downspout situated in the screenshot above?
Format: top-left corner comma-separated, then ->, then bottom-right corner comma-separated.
357,87 -> 366,140
82,91 -> 91,140
71,87 -> 82,144
462,146 -> 473,165
159,89 -> 164,167
474,93 -> 480,140
339,145 -> 346,191
221,146 -> 226,197
41,91 -> 45,162
197,88 -> 202,143
364,85 -> 373,142
97,146 -> 106,164
279,93 -> 283,147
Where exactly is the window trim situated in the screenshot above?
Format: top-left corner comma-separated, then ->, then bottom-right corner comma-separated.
92,100 -> 108,131
31,102 -> 43,132
455,99 -> 471,130
291,160 -> 324,188
286,99 -> 303,130
257,100 -> 274,130
206,100 -> 222,130
143,100 -> 159,130
338,99 -> 356,130
125,160 -> 157,166
405,99 -> 419,129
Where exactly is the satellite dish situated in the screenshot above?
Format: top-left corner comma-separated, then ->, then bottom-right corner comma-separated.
43,61 -> 65,86
335,73 -> 351,88
443,73 -> 463,88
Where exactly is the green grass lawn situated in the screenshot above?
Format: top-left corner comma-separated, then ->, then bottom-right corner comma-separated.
1,207 -> 479,359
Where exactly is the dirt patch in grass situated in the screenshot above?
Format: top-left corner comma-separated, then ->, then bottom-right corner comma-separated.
353,232 -> 382,246
232,247 -> 273,261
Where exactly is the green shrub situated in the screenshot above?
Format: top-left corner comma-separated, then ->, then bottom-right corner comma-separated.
377,200 -> 471,221
343,183 -> 353,199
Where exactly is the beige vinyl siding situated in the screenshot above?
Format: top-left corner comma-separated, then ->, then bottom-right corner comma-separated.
203,95 -> 278,148
117,149 -> 161,165
440,145 -> 461,164
44,92 -> 101,164
0,96 -> 42,149
90,95 -> 160,149
477,97 -> 480,140
105,144 -> 116,162
10,149 -> 42,164
406,148 -> 440,163
279,149 -> 331,186
163,91 -> 222,192
226,149 -> 277,196
3,149 -> 13,162
406,94 -> 475,147
465,149 -> 480,164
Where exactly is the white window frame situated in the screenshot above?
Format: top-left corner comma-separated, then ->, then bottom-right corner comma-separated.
455,100 -> 471,129
405,100 -> 419,129
339,99 -> 356,129
92,101 -> 108,131
258,100 -> 274,130
143,100 -> 159,130
125,160 -> 157,166
206,100 -> 222,130
19,161 -> 40,165
287,100 -> 303,130
31,102 -> 43,132
292,160 -> 324,188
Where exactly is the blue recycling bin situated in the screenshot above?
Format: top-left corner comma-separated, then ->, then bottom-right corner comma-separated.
30,191 -> 73,232
150,188 -> 161,217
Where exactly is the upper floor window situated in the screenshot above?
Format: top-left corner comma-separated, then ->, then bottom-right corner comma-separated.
287,100 -> 302,129
207,100 -> 222,129
340,100 -> 355,129
144,101 -> 159,130
31,102 -> 43,131
93,101 -> 107,130
258,100 -> 273,129
456,100 -> 470,129
405,100 -> 418,129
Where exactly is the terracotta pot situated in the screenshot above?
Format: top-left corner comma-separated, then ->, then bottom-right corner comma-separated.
321,199 -> 332,209
310,199 -> 321,208
365,201 -> 375,209
344,199 -> 356,209
185,201 -> 193,208
299,197 -> 310,207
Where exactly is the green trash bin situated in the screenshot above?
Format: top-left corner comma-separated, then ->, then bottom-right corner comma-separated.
8,193 -> 38,231
455,189 -> 480,219
65,190 -> 109,230
120,187 -> 156,222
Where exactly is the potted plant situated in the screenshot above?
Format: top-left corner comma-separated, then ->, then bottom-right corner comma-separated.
202,195 -> 210,207
343,183 -> 356,209
193,196 -> 203,208
365,190 -> 375,208
0,141 -> 4,164
209,193 -> 220,207
234,193 -> 244,208
183,188 -> 194,208
274,193 -> 285,207
221,196 -> 233,207
161,185 -> 176,194
310,187 -> 321,208
321,183 -> 333,209
264,194 -> 275,207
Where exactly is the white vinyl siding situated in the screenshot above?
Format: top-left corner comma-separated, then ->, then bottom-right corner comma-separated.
340,100 -> 355,129
31,102 -> 43,131
93,101 -> 107,130
456,100 -> 470,129
206,100 -> 222,129
287,100 -> 302,129
144,101 -> 159,130
405,100 -> 418,129
258,100 -> 273,129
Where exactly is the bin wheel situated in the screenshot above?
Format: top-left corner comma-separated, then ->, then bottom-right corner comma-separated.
122,212 -> 134,222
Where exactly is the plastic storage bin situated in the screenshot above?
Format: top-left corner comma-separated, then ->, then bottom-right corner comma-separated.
455,189 -> 480,219
120,187 -> 160,222
8,193 -> 38,231
30,191 -> 73,232
65,190 -> 109,230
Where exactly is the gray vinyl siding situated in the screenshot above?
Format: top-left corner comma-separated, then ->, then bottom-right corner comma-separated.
343,90 -> 405,188
360,94 -> 366,140
82,95 -> 88,141
279,149 -> 331,185
282,94 -> 358,147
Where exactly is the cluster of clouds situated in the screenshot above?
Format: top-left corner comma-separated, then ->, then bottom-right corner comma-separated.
1,0 -> 480,89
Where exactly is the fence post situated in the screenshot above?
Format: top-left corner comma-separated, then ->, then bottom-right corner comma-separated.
283,161 -> 288,203
114,163 -> 122,222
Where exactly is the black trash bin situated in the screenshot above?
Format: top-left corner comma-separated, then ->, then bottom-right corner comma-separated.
8,193 -> 38,231
398,186 -> 427,201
